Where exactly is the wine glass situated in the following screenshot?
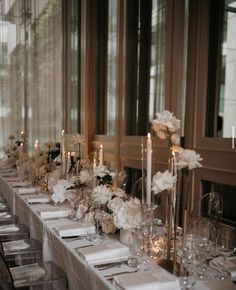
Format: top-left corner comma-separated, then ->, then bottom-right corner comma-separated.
89,202 -> 106,244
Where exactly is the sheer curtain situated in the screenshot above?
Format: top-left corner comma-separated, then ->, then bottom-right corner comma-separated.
0,0 -> 63,155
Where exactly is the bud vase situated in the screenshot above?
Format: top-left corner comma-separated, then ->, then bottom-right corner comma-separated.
120,229 -> 133,246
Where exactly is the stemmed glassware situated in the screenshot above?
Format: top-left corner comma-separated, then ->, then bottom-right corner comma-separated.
88,202 -> 106,244
210,226 -> 236,280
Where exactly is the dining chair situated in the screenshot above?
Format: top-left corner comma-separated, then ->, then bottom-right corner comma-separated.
0,252 -> 68,290
0,238 -> 42,268
0,224 -> 29,243
0,213 -> 17,226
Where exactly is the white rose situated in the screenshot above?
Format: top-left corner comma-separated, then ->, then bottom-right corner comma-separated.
92,184 -> 112,204
152,170 -> 177,195
152,110 -> 181,133
79,169 -> 91,184
176,149 -> 203,170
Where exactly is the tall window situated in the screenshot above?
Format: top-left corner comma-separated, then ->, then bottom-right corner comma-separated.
206,0 -> 236,138
94,0 -> 118,135
66,0 -> 81,133
125,0 -> 166,136
0,0 -> 63,154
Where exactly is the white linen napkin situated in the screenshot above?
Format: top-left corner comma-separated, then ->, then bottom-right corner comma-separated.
10,263 -> 45,287
18,187 -> 40,194
10,181 -> 31,188
3,176 -> 20,181
1,172 -> 18,177
225,256 -> 236,280
113,271 -> 180,290
210,256 -> 236,280
77,241 -> 129,265
0,224 -> 20,233
54,222 -> 95,238
3,239 -> 31,253
25,194 -> 51,204
195,279 -> 236,290
38,208 -> 71,219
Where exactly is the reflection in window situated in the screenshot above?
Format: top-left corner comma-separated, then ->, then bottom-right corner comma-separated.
206,0 -> 236,138
94,0 -> 117,136
0,0 -> 63,154
67,0 -> 81,133
123,167 -> 142,196
202,180 -> 236,227
125,0 -> 166,136
106,0 -> 117,135
149,0 -> 166,122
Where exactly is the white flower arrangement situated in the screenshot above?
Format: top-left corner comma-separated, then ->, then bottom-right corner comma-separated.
151,110 -> 203,198
94,164 -> 113,185
152,110 -> 181,144
99,212 -> 117,234
78,169 -> 91,185
151,170 -> 177,195
108,197 -> 142,230
175,147 -> 203,170
51,179 -> 75,203
92,184 -> 113,204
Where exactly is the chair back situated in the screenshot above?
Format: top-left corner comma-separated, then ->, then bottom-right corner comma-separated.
0,252 -> 15,290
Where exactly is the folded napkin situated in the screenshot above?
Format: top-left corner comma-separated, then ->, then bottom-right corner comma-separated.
10,181 -> 31,188
38,208 -> 71,219
0,212 -> 12,219
100,264 -> 138,278
196,279 -> 236,290
225,256 -> 236,280
25,195 -> 51,204
113,271 -> 180,290
18,187 -> 40,194
77,241 -> 129,265
10,263 -> 45,287
3,239 -> 30,253
1,172 -> 18,177
0,224 -> 20,233
54,222 -> 95,238
3,176 -> 20,182
210,256 -> 236,280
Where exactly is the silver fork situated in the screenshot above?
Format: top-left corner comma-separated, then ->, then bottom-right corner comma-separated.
104,268 -> 139,280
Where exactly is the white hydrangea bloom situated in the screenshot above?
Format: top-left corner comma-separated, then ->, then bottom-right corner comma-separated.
92,184 -> 113,204
79,169 -> 91,184
94,164 -> 111,178
51,179 -> 74,203
152,170 -> 177,195
111,197 -> 142,230
152,110 -> 181,135
176,149 -> 203,170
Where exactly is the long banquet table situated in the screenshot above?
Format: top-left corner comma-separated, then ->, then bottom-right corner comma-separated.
1,173 -> 236,290
0,175 -> 118,290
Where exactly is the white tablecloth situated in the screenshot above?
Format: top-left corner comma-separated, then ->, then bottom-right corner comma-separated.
1,174 -> 235,290
0,175 -> 114,290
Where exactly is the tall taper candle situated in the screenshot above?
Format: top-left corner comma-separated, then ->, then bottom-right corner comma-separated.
61,129 -> 65,172
146,133 -> 152,205
99,144 -> 103,166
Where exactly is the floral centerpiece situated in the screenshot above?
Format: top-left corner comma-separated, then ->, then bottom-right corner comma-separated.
151,110 -> 203,262
151,110 -> 203,198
